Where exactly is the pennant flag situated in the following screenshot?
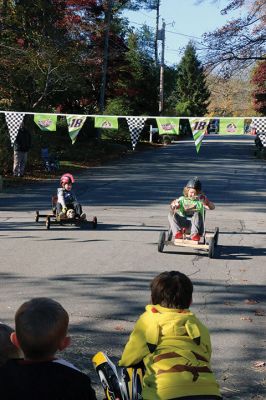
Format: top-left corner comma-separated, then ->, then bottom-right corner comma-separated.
126,117 -> 147,150
156,117 -> 180,135
34,114 -> 57,131
251,117 -> 266,134
5,112 -> 25,145
219,118 -> 244,135
66,115 -> 87,144
94,116 -> 118,129
189,117 -> 209,153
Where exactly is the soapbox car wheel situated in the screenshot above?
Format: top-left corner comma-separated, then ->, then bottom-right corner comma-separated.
46,216 -> 51,230
158,231 -> 166,253
208,237 -> 215,258
214,227 -> 219,246
92,216 -> 97,229
35,211 -> 39,223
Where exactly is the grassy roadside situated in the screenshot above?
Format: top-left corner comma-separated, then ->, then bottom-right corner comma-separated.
2,141 -> 163,188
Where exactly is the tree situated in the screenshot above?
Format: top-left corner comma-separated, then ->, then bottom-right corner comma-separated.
251,60 -> 266,115
206,74 -> 254,116
170,42 -> 210,116
198,0 -> 266,77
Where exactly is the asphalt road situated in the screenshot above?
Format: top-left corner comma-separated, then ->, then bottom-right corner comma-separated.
0,135 -> 265,399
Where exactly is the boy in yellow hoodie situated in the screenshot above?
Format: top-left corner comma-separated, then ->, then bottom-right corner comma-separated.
119,271 -> 222,400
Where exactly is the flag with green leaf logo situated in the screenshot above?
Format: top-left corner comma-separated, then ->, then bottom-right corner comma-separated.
189,118 -> 209,153
94,116 -> 118,129
34,114 -> 57,131
219,119 -> 244,135
66,115 -> 87,144
156,117 -> 180,135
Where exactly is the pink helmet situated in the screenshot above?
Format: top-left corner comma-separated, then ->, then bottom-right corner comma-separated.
60,173 -> 75,185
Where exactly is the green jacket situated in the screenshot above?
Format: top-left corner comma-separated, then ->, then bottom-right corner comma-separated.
119,305 -> 221,400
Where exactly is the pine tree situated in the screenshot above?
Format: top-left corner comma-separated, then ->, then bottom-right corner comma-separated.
173,42 -> 210,116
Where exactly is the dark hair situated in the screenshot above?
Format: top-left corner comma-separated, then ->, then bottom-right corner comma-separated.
0,323 -> 21,366
150,271 -> 193,309
15,298 -> 69,360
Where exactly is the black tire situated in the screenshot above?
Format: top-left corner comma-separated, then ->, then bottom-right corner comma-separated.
35,211 -> 39,223
46,216 -> 51,230
92,216 -> 97,229
158,231 -> 165,253
167,229 -> 172,241
214,227 -> 219,246
208,237 -> 215,258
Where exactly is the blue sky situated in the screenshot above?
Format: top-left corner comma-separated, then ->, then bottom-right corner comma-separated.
123,0 -> 240,66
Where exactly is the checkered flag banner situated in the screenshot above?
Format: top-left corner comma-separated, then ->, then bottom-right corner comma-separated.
5,112 -> 25,145
251,117 -> 266,134
126,117 -> 147,150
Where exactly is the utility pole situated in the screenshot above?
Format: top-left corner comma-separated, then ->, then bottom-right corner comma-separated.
99,0 -> 113,113
155,0 -> 161,65
158,19 -> 165,115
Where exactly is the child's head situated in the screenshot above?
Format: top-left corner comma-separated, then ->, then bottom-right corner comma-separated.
12,297 -> 70,361
60,173 -> 75,190
150,271 -> 193,309
0,323 -> 21,366
183,177 -> 202,197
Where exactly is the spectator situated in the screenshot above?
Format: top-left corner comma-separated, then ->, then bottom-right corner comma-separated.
13,121 -> 31,177
119,271 -> 222,400
0,297 -> 97,400
0,323 -> 22,366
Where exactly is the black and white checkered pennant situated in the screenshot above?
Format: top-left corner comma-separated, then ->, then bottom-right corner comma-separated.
126,117 -> 147,150
5,112 -> 25,145
251,117 -> 266,134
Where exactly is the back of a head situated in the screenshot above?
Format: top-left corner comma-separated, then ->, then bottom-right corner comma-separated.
150,271 -> 193,309
0,323 -> 21,366
15,297 -> 69,360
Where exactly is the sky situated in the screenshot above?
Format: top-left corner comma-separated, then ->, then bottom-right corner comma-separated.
123,0 -> 241,66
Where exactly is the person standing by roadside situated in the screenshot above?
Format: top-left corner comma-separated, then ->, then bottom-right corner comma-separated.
13,122 -> 31,177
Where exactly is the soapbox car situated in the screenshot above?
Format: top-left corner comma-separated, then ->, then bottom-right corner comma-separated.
35,195 -> 97,230
158,209 -> 219,258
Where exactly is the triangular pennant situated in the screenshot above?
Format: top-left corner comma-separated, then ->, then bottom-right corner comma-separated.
34,114 -> 57,131
155,117 -> 180,135
5,112 -> 25,145
126,117 -> 147,150
66,115 -> 87,144
219,118 -> 244,135
189,118 -> 209,153
251,117 -> 266,134
94,116 -> 118,129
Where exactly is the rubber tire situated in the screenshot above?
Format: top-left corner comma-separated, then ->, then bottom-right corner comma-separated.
35,211 -> 39,222
167,229 -> 172,241
46,217 -> 51,230
92,216 -> 97,229
214,227 -> 219,246
208,237 -> 215,258
158,231 -> 165,253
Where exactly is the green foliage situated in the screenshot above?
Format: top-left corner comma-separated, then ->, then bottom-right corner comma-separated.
170,42 -> 210,116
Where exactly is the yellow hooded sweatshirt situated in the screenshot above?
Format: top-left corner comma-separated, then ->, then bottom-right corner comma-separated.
119,305 -> 221,400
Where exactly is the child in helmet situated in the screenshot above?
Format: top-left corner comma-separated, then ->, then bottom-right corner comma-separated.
119,271 -> 222,400
56,173 -> 86,219
168,177 -> 215,241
